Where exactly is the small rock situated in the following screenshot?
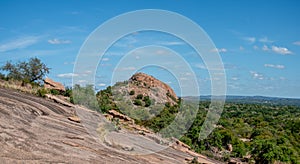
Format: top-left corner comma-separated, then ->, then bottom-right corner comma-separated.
227,143 -> 233,152
68,116 -> 81,123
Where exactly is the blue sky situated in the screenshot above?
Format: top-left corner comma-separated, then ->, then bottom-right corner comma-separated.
0,0 -> 300,98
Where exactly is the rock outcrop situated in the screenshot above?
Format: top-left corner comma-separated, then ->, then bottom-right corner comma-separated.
0,87 -> 218,164
44,78 -> 65,92
114,73 -> 178,106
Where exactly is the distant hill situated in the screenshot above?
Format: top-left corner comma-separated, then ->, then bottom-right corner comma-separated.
184,95 -> 300,107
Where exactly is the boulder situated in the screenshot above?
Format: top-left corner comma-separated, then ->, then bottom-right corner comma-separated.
107,110 -> 134,123
44,78 -> 65,92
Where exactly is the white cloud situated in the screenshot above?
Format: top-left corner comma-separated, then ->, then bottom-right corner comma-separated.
279,77 -> 286,80
48,38 -> 71,44
259,37 -> 274,43
264,64 -> 285,69
0,36 -> 40,52
211,48 -> 227,53
244,37 -> 256,44
57,73 -> 79,78
271,46 -> 292,55
159,41 -> 185,46
77,80 -> 88,83
117,66 -> 136,71
253,45 -> 259,50
98,83 -> 106,87
262,45 -> 269,51
239,46 -> 244,51
293,41 -> 300,46
231,77 -> 239,81
101,58 -> 109,61
250,71 -> 264,80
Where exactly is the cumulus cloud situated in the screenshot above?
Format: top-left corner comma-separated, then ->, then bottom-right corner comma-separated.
48,38 -> 71,44
57,73 -> 79,78
0,36 -> 40,52
271,46 -> 292,55
293,41 -> 300,46
264,64 -> 285,69
211,48 -> 227,53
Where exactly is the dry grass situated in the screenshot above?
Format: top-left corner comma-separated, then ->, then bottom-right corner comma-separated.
0,79 -> 42,95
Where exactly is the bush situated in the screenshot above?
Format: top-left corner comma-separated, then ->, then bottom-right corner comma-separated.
129,90 -> 135,95
136,94 -> 143,99
50,89 -> 60,95
0,73 -> 6,80
134,99 -> 142,106
144,96 -> 152,107
64,87 -> 73,97
37,88 -> 48,97
165,102 -> 171,108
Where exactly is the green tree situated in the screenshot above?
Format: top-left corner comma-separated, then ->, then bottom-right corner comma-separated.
1,57 -> 50,83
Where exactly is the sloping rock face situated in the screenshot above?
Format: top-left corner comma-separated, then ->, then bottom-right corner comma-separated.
0,87 -> 219,164
120,73 -> 178,106
44,78 -> 65,92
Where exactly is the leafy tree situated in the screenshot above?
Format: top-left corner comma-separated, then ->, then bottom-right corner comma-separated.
1,57 -> 50,83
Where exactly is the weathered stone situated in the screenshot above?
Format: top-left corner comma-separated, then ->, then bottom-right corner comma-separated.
44,78 -> 65,92
68,116 -> 81,123
227,143 -> 233,152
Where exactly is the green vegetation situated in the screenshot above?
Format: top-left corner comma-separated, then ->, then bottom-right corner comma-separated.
37,88 -> 48,97
0,57 -> 50,84
136,94 -> 143,99
72,84 -> 99,110
143,96 -> 152,107
129,90 -> 135,95
179,102 -> 300,163
133,99 -> 142,106
94,87 -> 300,163
96,86 -> 117,113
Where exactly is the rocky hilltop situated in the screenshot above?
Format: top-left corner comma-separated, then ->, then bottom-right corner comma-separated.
113,73 -> 178,107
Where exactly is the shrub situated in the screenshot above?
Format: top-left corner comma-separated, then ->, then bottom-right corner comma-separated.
134,99 -> 142,106
165,102 -> 171,108
129,90 -> 135,95
50,89 -> 60,95
37,88 -> 48,97
144,96 -> 152,107
136,94 -> 143,99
